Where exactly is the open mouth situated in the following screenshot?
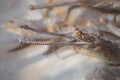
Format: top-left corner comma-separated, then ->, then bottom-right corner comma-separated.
18,25 -> 91,46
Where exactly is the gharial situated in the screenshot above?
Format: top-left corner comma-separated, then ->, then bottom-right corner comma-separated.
4,0 -> 120,80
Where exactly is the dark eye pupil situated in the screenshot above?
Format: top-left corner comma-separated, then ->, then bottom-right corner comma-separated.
20,25 -> 29,29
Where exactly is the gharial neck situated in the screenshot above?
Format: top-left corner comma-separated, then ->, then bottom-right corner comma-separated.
88,37 -> 120,66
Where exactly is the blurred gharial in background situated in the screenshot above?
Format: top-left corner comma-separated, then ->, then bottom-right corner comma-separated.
0,0 -> 120,80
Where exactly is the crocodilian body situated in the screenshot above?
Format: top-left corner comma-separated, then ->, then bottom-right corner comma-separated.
18,25 -> 120,80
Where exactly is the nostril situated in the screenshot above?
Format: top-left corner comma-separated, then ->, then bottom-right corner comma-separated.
20,25 -> 29,29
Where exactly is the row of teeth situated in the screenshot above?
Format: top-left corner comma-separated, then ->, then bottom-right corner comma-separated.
18,38 -> 90,45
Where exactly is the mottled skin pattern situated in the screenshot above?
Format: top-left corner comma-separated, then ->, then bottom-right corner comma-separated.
93,37 -> 120,66
75,33 -> 120,66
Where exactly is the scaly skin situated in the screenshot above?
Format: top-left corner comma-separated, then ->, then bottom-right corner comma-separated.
74,33 -> 120,66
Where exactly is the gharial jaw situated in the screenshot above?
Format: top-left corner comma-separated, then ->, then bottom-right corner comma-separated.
18,25 -> 120,66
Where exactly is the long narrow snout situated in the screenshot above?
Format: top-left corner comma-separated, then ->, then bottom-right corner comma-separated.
19,25 -> 91,46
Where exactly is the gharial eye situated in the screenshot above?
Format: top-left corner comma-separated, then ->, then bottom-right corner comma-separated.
73,27 -> 83,36
74,29 -> 87,41
76,31 -> 82,36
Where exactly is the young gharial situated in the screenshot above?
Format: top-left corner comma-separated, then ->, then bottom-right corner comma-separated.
19,24 -> 120,66
10,0 -> 120,80
19,24 -> 120,80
